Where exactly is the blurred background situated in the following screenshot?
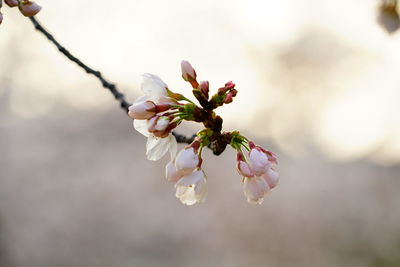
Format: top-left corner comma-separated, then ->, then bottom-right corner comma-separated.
1,0 -> 400,266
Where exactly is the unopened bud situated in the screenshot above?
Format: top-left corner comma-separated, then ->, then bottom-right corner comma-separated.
5,0 -> 18,7
218,87 -> 227,95
223,92 -> 233,104
225,81 -> 235,89
236,152 -> 254,178
128,101 -> 156,120
154,116 -> 170,132
199,81 -> 209,99
19,1 -> 41,17
181,60 -> 197,81
0,12 -> 3,24
175,147 -> 199,173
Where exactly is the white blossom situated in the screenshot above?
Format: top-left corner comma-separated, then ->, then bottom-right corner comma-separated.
175,170 -> 207,205
132,74 -> 176,161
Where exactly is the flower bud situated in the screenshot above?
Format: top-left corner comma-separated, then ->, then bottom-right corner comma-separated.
181,60 -> 196,82
218,86 -> 228,95
248,146 -> 271,176
236,152 -> 254,177
199,81 -> 209,99
175,147 -> 199,173
128,101 -> 156,120
19,1 -> 41,17
0,12 -> 3,24
154,116 -> 170,132
223,92 -> 233,104
5,0 -> 18,7
225,81 -> 235,89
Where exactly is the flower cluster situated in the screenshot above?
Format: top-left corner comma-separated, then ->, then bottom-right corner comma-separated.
237,142 -> 279,204
128,61 -> 279,205
0,0 -> 41,24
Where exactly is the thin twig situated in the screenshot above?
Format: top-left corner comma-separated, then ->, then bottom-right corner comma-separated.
29,16 -> 195,144
29,16 -> 131,111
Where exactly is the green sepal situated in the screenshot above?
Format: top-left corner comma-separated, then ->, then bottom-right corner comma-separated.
230,131 -> 248,151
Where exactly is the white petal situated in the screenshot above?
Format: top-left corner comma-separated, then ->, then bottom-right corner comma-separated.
263,168 -> 279,189
146,135 -> 170,161
168,135 -> 178,160
175,148 -> 199,173
133,119 -> 150,137
141,73 -> 168,100
175,170 -> 207,205
243,176 -> 269,205
165,161 -> 183,182
133,95 -> 150,104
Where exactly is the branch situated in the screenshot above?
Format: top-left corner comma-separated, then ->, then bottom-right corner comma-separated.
28,16 -> 195,144
29,16 -> 131,111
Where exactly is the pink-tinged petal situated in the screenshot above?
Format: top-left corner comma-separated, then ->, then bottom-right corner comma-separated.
181,60 -> 196,81
146,135 -> 170,161
263,168 -> 279,189
249,148 -> 271,176
243,176 -> 270,205
133,119 -> 150,137
147,116 -> 158,132
141,73 -> 168,100
128,101 -> 156,120
175,147 -> 199,173
158,96 -> 176,105
237,161 -> 254,178
165,161 -> 184,182
155,116 -> 170,131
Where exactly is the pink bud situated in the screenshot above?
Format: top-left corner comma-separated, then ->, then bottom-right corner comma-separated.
19,1 -> 41,17
236,152 -> 254,178
147,116 -> 158,132
150,116 -> 176,138
223,92 -> 233,104
181,60 -> 196,81
0,13 -> 3,24
5,0 -> 19,7
175,147 -> 199,174
128,101 -> 156,120
249,147 -> 271,176
237,161 -> 254,178
199,81 -> 209,99
154,116 -> 170,132
225,81 -> 235,89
